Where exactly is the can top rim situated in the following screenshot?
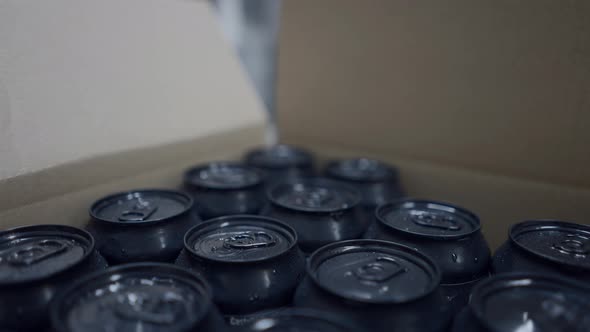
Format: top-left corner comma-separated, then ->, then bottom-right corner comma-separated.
509,220 -> 590,271
49,262 -> 213,332
184,161 -> 263,190
469,272 -> 590,332
306,239 -> 441,305
375,198 -> 481,240
89,189 -> 193,225
267,178 -> 361,213
0,224 -> 95,286
244,144 -> 314,169
184,215 -> 299,264
325,158 -> 399,183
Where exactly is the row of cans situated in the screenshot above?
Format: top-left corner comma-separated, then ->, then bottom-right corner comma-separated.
1,145 -> 589,331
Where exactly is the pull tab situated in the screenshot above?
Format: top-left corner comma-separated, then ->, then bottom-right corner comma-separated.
409,211 -> 461,231
353,257 -> 407,284
223,232 -> 276,250
113,292 -> 182,325
4,239 -> 69,266
119,198 -> 158,222
552,234 -> 590,257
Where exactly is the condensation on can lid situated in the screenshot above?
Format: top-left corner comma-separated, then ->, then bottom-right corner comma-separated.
268,179 -> 360,213
510,220 -> 590,271
90,189 -> 192,224
0,225 -> 92,284
470,273 -> 590,332
53,263 -> 211,332
245,145 -> 313,170
185,162 -> 262,189
185,215 -> 297,263
242,308 -> 359,332
307,240 -> 440,304
325,158 -> 398,183
376,199 -> 480,239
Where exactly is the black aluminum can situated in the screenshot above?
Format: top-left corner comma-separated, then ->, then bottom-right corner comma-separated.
263,178 -> 366,253
0,224 -> 108,331
325,158 -> 403,215
244,145 -> 315,185
235,308 -> 364,332
451,273 -> 590,332
223,307 -> 290,329
294,240 -> 452,332
184,162 -> 266,219
493,220 -> 590,283
87,189 -> 198,264
365,199 -> 491,312
175,215 -> 306,315
50,262 -> 225,332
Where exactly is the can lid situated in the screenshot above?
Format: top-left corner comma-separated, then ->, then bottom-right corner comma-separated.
0,225 -> 93,285
51,263 -> 212,332
244,145 -> 313,169
90,189 -> 192,224
185,215 -> 297,263
325,158 -> 398,182
268,178 -> 360,213
510,220 -> 590,271
240,308 -> 360,332
307,240 -> 441,304
470,273 -> 590,332
376,199 -> 481,239
185,162 -> 262,190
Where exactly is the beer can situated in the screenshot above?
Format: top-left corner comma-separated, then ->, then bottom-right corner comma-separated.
236,308 -> 364,332
50,262 -> 225,332
184,162 -> 266,219
87,189 -> 198,264
263,178 -> 367,253
366,199 -> 491,312
244,145 -> 315,185
176,215 -> 306,315
493,220 -> 590,283
451,273 -> 590,332
294,240 -> 452,332
0,224 -> 107,331
325,158 -> 403,216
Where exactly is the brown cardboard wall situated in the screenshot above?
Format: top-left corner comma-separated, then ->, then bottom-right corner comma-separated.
277,0 -> 590,188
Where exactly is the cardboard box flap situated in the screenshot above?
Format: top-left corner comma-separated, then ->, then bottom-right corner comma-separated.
278,0 -> 590,188
0,0 -> 266,182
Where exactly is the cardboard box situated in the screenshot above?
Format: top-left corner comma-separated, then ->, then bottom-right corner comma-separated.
1,0 -> 589,251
